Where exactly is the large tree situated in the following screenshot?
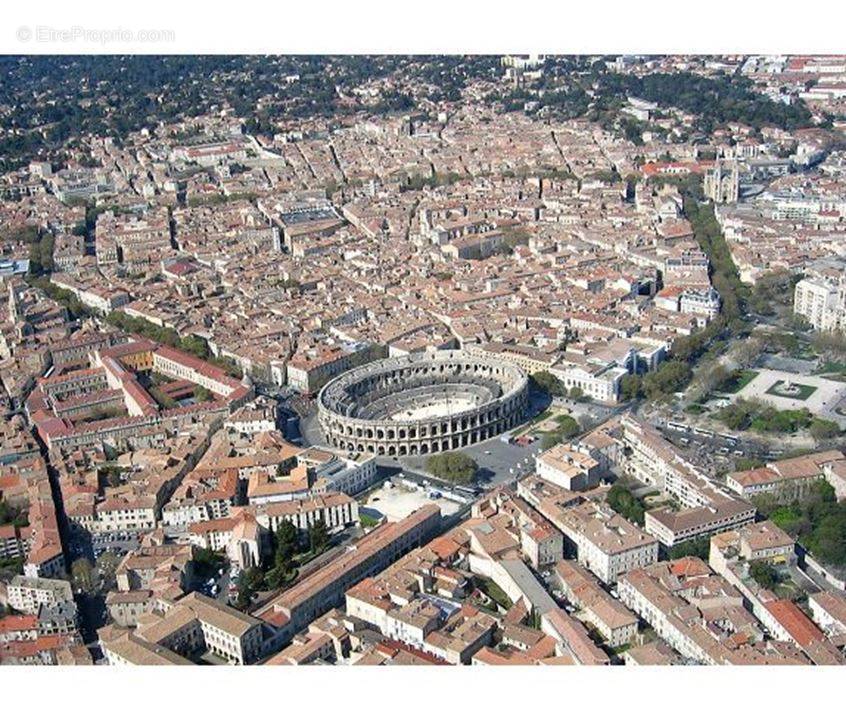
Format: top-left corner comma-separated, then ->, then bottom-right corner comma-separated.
274,520 -> 299,572
309,519 -> 329,554
71,558 -> 94,594
425,452 -> 478,484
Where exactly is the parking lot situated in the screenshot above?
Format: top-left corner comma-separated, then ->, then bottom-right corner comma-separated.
659,425 -> 764,473
392,430 -> 542,488
361,481 -> 462,523
69,531 -> 141,562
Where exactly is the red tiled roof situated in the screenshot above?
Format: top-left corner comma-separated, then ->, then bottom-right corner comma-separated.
0,614 -> 38,633
766,599 -> 824,647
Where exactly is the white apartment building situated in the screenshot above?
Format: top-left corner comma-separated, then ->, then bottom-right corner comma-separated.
50,276 -> 130,315
162,501 -> 214,527
809,592 -> 846,639
570,517 -> 658,585
93,500 -> 157,533
106,590 -> 156,627
725,450 -> 844,500
520,521 -> 563,569
255,492 -> 358,534
645,498 -> 756,547
580,598 -> 639,648
794,275 -> 846,332
535,443 -> 601,492
621,415 -> 713,508
0,526 -> 31,560
554,560 -> 638,647
101,631 -> 192,666
617,561 -> 752,665
550,360 -> 627,404
224,407 -> 277,435
384,599 -> 442,648
302,448 -> 378,496
547,501 -> 659,585
618,571 -> 714,664
153,347 -> 241,398
286,341 -> 373,395
187,513 -> 267,570
462,341 -> 556,377
344,590 -> 390,635
679,287 -> 721,320
7,575 -> 74,614
23,547 -> 66,580
134,593 -> 264,665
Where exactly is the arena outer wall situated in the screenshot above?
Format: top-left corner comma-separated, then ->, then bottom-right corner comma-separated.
317,350 -> 529,457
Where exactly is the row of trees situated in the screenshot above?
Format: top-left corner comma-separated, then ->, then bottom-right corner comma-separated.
401,171 -> 466,192
0,556 -> 23,577
749,560 -> 781,590
668,536 -> 710,561
235,519 -> 331,609
27,232 -> 55,275
105,310 -> 240,378
811,331 -> 846,362
271,519 -> 328,577
70,552 -> 120,595
620,361 -> 693,402
622,180 -> 749,404
26,276 -> 89,320
684,193 -> 747,330
748,271 -> 802,318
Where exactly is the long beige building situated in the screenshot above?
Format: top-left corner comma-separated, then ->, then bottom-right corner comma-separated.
256,505 -> 442,649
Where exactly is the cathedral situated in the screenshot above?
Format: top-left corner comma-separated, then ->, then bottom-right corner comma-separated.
704,162 -> 740,204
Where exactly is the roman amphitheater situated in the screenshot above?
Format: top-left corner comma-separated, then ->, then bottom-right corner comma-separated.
317,350 -> 529,456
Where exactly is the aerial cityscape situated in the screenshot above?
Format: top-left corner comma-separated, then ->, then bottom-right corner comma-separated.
4,51 -> 846,673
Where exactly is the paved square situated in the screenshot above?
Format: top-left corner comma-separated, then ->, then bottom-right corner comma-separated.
737,368 -> 846,426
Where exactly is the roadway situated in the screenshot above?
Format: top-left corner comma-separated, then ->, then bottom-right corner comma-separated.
292,386 -> 553,490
